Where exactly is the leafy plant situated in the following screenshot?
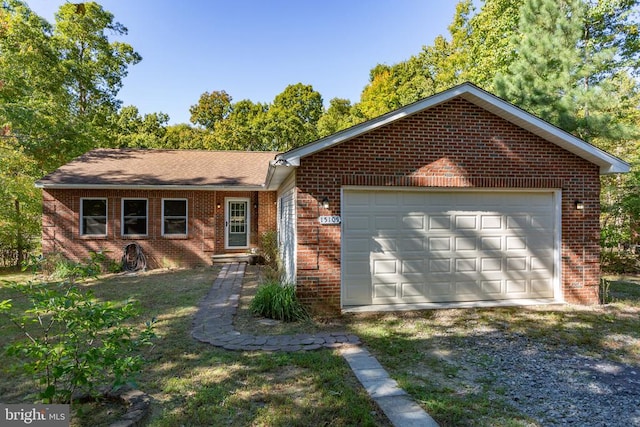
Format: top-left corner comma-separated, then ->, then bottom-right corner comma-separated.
0,281 -> 155,403
33,251 -> 121,281
250,280 -> 308,322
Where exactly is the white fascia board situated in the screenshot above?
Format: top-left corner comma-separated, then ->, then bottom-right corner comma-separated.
35,183 -> 269,191
276,82 -> 629,175
264,160 -> 296,191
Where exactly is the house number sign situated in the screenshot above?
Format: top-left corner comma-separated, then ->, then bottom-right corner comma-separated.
319,216 -> 341,225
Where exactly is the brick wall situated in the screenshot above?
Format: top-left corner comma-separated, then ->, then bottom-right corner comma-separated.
42,188 -> 277,268
294,97 -> 602,308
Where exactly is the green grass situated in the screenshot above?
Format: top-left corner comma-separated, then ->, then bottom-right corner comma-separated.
4,266 -> 640,426
0,267 -> 388,426
345,278 -> 640,426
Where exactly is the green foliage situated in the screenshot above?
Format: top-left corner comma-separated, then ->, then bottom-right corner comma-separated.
36,251 -> 121,281
250,281 -> 308,322
189,90 -> 233,130
0,281 -> 156,403
111,105 -> 169,148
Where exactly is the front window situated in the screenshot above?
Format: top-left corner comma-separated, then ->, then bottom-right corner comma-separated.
81,198 -> 107,235
162,199 -> 187,235
122,199 -> 148,236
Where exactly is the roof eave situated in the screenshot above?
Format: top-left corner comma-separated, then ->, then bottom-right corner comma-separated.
35,183 -> 269,191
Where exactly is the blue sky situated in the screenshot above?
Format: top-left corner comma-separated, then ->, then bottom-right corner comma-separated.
27,1 -> 460,124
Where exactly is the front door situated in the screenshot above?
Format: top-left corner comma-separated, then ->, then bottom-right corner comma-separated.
226,198 -> 249,249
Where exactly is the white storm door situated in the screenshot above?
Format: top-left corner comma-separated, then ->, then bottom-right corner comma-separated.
226,198 -> 249,249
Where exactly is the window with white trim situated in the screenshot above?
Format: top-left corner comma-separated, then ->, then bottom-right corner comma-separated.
81,198 -> 107,236
122,199 -> 148,236
162,199 -> 187,235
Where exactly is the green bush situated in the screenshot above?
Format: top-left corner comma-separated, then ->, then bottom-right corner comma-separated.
260,230 -> 279,269
601,249 -> 640,274
33,251 -> 121,281
250,280 -> 308,322
0,281 -> 155,403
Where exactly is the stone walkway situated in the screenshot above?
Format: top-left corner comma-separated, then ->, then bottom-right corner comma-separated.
191,263 -> 361,351
191,263 -> 438,427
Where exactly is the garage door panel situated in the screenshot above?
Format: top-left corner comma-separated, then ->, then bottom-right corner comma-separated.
402,215 -> 425,230
397,237 -> 425,253
456,216 -> 477,229
372,259 -> 397,275
429,258 -> 452,273
481,280 -> 503,294
345,215 -> 370,231
456,280 -> 482,296
373,237 -> 397,252
373,282 -> 398,298
344,260 -> 370,276
342,190 -> 557,306
481,215 -> 503,229
429,237 -> 451,251
402,259 -> 424,273
455,258 -> 477,272
375,216 -> 398,230
402,282 -> 426,297
506,279 -> 527,294
531,279 -> 554,296
428,215 -> 452,230
480,236 -> 503,251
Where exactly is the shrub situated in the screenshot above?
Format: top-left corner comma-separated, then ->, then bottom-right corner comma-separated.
260,230 -> 279,269
250,280 -> 309,322
0,281 -> 155,403
33,251 -> 121,281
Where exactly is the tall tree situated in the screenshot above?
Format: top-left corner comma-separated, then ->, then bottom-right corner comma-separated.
264,83 -> 323,151
189,90 -> 233,130
112,105 -> 169,148
317,98 -> 358,137
54,2 -> 140,118
494,0 -> 636,143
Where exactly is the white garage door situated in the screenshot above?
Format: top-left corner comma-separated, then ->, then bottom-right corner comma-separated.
342,190 -> 558,306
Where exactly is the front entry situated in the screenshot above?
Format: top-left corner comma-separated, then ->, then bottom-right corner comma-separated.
225,198 -> 249,249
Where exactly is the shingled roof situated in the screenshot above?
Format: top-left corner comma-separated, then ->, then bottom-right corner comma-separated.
36,149 -> 279,189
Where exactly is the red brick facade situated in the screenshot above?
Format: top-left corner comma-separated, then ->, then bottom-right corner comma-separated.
42,188 -> 277,268
40,94 -> 613,309
294,98 -> 602,308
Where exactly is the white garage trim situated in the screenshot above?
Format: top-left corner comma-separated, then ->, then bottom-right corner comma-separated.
277,173 -> 297,285
341,187 -> 563,310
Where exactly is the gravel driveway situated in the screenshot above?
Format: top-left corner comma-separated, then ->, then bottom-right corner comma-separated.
435,324 -> 640,426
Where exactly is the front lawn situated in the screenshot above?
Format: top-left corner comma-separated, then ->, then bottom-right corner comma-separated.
3,267 -> 639,426
0,267 -> 388,426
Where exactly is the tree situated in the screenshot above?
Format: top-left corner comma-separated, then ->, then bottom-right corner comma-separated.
264,83 -> 323,151
54,2 -> 140,119
317,98 -> 358,137
0,1 -> 141,266
189,90 -> 233,130
112,105 -> 169,148
494,0 -> 636,143
0,140 -> 40,267
212,99 -> 270,150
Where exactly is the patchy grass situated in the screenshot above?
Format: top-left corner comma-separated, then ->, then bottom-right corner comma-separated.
346,278 -> 640,426
4,265 -> 639,426
0,266 -> 388,426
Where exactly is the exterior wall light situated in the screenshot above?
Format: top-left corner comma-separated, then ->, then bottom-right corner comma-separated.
321,197 -> 330,209
216,203 -> 221,209
575,201 -> 584,210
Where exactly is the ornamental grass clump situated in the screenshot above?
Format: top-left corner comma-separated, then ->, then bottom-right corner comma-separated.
250,280 -> 309,322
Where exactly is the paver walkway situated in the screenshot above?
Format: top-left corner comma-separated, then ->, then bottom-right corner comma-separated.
192,263 -> 438,427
